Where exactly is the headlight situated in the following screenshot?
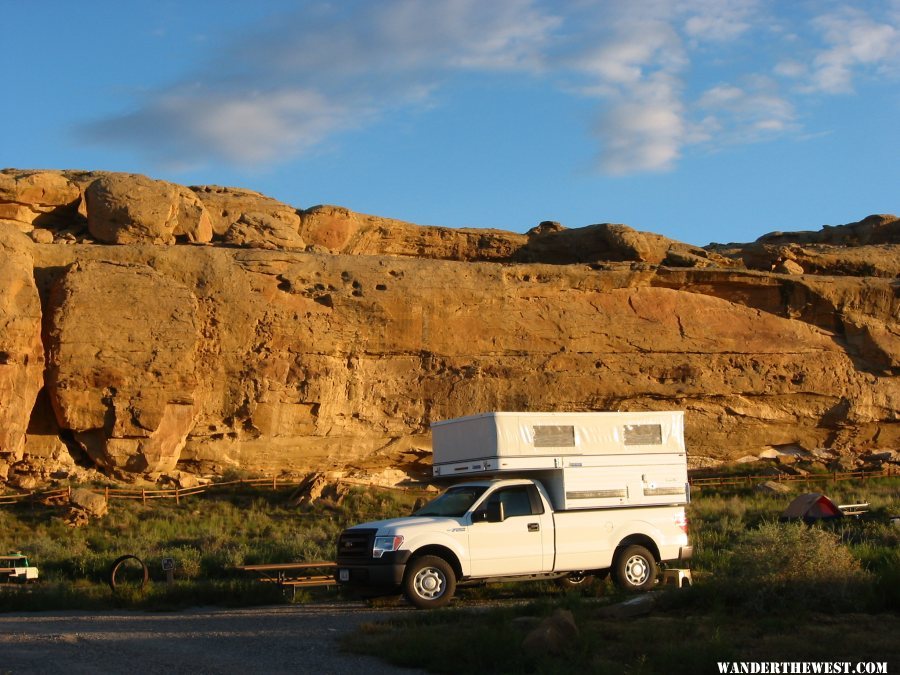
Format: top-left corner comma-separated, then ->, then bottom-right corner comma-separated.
372,535 -> 404,558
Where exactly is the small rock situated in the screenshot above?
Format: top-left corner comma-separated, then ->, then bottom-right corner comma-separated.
774,259 -> 804,275
30,228 -> 54,244
65,508 -> 91,528
522,609 -> 579,656
596,593 -> 658,619
9,474 -> 39,490
290,473 -> 328,506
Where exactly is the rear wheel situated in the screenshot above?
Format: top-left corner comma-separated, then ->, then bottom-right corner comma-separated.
612,545 -> 657,591
556,572 -> 595,590
402,555 -> 456,609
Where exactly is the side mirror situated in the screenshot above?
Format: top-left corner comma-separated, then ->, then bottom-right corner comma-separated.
472,501 -> 505,523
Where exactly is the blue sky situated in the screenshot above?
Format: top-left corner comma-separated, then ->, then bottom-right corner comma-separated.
4,0 -> 899,245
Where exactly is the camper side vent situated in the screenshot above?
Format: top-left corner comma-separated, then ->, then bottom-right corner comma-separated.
533,425 -> 575,448
623,424 -> 663,446
566,488 -> 628,500
643,486 -> 685,497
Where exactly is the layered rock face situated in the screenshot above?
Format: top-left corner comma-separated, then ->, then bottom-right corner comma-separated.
0,168 -> 897,485
0,229 -> 45,478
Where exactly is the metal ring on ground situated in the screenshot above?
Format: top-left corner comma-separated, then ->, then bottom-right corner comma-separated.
108,554 -> 149,593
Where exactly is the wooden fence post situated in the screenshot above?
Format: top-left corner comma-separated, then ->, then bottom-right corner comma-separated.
142,488 -> 146,506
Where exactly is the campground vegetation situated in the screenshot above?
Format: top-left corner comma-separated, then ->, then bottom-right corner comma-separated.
1,476 -> 898,670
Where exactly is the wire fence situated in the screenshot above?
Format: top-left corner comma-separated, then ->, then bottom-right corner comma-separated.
0,466 -> 897,507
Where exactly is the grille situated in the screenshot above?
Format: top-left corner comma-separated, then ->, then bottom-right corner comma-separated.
337,528 -> 377,560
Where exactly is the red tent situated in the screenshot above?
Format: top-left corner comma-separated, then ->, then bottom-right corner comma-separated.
779,493 -> 843,523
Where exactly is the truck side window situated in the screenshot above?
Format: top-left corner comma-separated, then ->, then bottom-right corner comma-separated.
526,484 -> 545,515
485,487 -> 534,518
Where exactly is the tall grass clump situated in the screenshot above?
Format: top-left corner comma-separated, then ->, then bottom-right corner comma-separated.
701,521 -> 872,613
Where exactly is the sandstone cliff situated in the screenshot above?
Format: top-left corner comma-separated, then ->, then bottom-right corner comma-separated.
0,168 -> 897,486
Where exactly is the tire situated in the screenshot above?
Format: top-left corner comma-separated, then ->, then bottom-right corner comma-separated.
556,572 -> 595,590
612,545 -> 657,591
402,555 -> 456,609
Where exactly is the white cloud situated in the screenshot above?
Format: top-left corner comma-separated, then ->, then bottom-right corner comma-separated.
808,8 -> 899,93
597,85 -> 685,174
774,60 -> 807,79
697,79 -> 796,145
81,0 -> 560,168
77,0 -> 900,178
681,0 -> 758,43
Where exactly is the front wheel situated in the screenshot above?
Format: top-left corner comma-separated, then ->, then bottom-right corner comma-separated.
402,555 -> 456,609
612,545 -> 657,591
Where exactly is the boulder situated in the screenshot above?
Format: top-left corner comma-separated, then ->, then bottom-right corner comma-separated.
86,174 -> 212,245
223,212 -> 306,250
516,222 -> 668,263
191,185 -> 303,237
70,487 -> 108,517
0,170 -> 83,231
30,228 -> 55,244
774,259 -> 804,275
173,187 -> 213,243
756,480 -> 793,494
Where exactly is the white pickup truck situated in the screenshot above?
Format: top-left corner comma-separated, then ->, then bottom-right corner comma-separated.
336,412 -> 693,608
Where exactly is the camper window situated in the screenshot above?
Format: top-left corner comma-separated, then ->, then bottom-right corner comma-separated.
533,425 -> 575,447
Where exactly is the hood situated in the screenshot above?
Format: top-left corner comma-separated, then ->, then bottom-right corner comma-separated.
348,515 -> 461,533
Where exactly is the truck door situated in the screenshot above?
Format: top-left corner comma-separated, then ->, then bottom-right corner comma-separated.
467,485 -> 554,577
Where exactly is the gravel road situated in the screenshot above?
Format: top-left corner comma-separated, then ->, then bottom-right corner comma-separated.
0,602 -> 427,674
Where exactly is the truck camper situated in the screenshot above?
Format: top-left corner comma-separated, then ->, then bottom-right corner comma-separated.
337,411 -> 692,608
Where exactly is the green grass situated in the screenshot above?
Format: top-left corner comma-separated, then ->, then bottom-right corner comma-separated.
0,482 -> 422,610
345,478 -> 900,673
345,602 -> 900,674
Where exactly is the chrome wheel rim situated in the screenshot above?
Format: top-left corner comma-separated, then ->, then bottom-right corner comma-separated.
413,567 -> 445,599
624,555 -> 650,586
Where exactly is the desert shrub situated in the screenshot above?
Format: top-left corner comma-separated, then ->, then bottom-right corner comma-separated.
872,549 -> 900,611
703,521 -> 872,613
173,546 -> 203,579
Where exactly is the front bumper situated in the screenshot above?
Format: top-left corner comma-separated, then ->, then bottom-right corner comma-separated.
335,550 -> 412,588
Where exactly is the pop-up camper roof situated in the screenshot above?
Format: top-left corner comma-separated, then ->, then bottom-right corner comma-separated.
431,411 -> 685,469
430,412 -> 689,510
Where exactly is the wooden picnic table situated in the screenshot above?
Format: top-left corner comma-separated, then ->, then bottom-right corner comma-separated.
235,561 -> 337,597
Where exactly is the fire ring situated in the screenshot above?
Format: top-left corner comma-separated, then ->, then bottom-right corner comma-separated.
108,554 -> 149,593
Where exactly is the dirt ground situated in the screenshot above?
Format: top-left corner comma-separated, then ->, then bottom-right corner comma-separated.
0,602 -> 425,674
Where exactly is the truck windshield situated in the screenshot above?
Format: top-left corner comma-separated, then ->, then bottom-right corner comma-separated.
414,486 -> 488,517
